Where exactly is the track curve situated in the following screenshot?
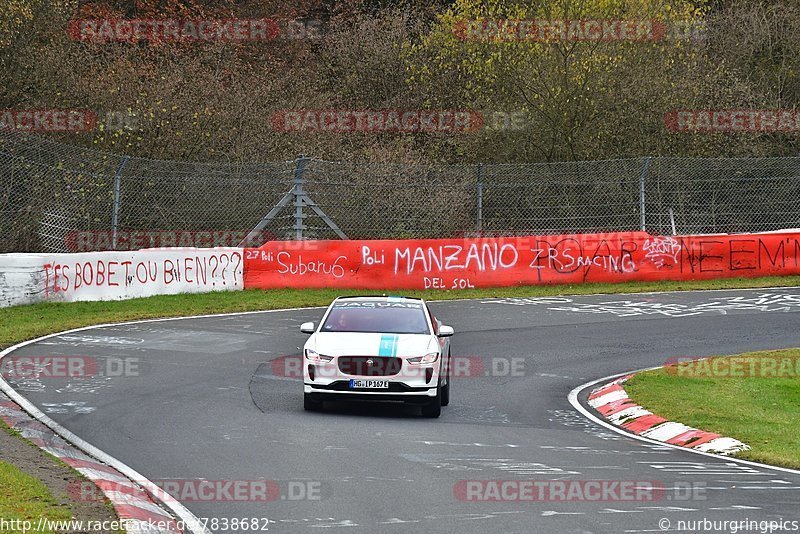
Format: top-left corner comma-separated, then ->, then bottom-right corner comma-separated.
4,288 -> 800,533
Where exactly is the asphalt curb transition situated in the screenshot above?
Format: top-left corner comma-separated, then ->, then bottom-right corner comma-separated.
0,392 -> 182,534
0,322 -> 219,534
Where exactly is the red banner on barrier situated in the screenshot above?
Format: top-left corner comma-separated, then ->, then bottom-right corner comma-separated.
243,232 -> 800,290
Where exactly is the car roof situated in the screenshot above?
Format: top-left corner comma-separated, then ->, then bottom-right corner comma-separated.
333,295 -> 424,303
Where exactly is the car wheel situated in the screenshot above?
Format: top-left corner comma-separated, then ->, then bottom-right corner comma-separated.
304,393 -> 323,412
440,354 -> 450,407
421,387 -> 442,418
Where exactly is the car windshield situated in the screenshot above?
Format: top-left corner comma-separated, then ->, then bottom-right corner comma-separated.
321,301 -> 430,334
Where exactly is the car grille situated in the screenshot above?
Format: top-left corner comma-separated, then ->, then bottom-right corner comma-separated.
338,356 -> 402,376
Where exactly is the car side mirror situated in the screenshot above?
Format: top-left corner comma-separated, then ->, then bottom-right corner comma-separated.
438,325 -> 454,337
300,322 -> 316,334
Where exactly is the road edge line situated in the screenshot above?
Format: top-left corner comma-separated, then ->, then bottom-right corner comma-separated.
0,304 -> 336,532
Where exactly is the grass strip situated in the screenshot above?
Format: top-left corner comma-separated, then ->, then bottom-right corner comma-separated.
0,459 -> 76,533
2,276 -> 799,349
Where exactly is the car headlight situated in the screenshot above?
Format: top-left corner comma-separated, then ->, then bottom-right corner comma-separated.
406,352 -> 439,365
305,349 -> 333,363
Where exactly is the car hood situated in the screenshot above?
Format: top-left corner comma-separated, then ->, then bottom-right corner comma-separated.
307,332 -> 438,357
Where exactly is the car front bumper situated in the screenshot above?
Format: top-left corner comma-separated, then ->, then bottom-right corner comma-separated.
304,381 -> 438,403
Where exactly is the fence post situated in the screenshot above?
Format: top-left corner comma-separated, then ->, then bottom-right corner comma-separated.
639,156 -> 651,232
293,155 -> 309,240
669,207 -> 676,235
111,155 -> 130,250
476,164 -> 484,233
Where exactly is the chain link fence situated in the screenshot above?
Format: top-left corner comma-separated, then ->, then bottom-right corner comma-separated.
1,130 -> 799,253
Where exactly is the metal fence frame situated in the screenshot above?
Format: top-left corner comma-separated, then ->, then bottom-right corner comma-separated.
1,131 -> 799,253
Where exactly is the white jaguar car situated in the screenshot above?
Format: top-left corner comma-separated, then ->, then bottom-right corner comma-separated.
300,296 -> 454,417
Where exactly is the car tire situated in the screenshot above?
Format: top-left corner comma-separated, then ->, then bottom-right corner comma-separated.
421,387 -> 442,418
440,354 -> 450,407
304,393 -> 323,412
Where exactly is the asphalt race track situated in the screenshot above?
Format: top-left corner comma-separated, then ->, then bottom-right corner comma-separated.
5,288 -> 800,533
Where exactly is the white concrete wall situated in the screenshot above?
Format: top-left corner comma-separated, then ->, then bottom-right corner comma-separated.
0,248 -> 244,308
